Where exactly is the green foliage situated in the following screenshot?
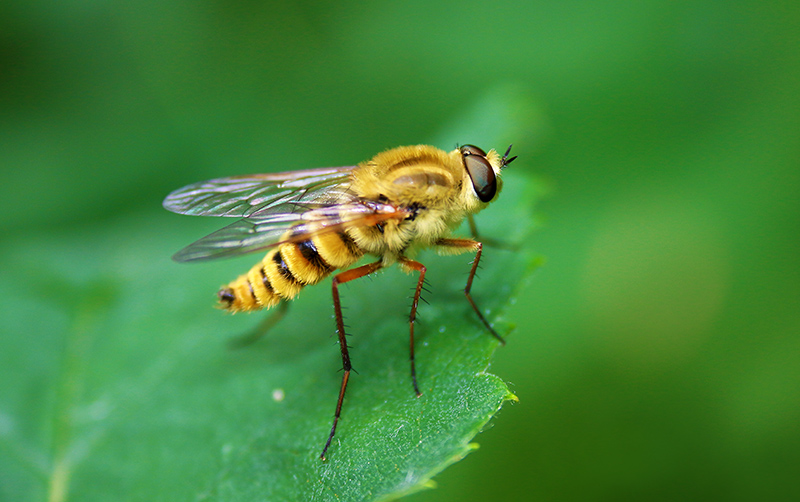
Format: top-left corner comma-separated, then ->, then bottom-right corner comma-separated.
0,166 -> 538,500
4,1 -> 799,500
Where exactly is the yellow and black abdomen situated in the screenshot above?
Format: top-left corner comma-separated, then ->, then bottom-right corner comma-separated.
218,230 -> 365,312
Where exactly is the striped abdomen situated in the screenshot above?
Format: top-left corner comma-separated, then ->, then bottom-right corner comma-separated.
218,231 -> 364,312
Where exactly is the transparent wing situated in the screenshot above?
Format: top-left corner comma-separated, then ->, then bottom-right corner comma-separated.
163,166 -> 358,218
172,202 -> 409,262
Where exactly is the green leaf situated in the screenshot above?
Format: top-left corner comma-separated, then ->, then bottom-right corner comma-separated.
0,90 -> 542,501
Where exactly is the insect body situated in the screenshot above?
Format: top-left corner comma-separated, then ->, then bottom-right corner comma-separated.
163,144 -> 517,460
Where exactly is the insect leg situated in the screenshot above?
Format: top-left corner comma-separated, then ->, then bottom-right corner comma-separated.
321,259 -> 384,461
398,257 -> 427,397
467,215 -> 516,251
227,301 -> 290,349
435,238 -> 505,345
467,214 -> 480,240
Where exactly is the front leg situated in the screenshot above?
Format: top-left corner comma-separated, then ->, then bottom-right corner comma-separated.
435,238 -> 505,344
467,215 -> 517,251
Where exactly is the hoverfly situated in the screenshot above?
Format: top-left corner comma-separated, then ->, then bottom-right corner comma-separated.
163,144 -> 517,460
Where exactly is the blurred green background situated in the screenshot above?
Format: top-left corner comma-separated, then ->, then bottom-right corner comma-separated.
2,0 -> 799,501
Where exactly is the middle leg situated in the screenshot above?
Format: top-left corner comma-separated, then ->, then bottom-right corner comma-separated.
398,257 -> 427,397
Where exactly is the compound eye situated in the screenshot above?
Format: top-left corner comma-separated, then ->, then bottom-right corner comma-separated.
460,144 -> 486,157
461,145 -> 496,202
